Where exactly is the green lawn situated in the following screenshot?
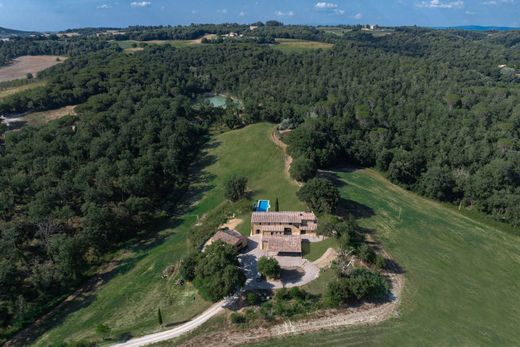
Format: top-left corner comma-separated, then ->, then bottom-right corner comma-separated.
302,268 -> 336,296
302,237 -> 337,262
34,123 -> 303,345
250,168 -> 520,346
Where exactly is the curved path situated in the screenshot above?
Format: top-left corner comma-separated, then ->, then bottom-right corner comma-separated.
111,300 -> 226,347
270,130 -> 302,187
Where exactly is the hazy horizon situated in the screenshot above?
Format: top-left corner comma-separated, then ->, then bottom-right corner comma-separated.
0,0 -> 518,32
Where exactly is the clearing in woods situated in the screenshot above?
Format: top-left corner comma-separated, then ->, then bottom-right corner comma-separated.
0,81 -> 46,99
30,123 -> 303,345
117,34 -> 218,52
21,105 -> 77,126
0,56 -> 66,82
249,168 -> 520,346
272,39 -> 334,52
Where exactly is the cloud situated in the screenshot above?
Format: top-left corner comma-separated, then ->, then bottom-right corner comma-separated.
97,4 -> 112,9
130,1 -> 151,8
239,11 -> 246,16
483,0 -> 513,4
315,2 -> 338,9
333,9 -> 345,15
217,9 -> 228,14
465,10 -> 476,14
275,10 -> 295,16
417,0 -> 464,8
353,12 -> 363,19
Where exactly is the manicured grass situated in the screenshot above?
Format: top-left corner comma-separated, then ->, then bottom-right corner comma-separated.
302,237 -> 337,262
35,123 -> 303,345
302,268 -> 336,296
250,168 -> 520,346
272,39 -> 333,53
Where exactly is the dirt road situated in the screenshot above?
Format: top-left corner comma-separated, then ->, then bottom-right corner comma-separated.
111,300 -> 226,347
270,130 -> 302,187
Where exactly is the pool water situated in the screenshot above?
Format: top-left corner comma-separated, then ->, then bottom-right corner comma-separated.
256,200 -> 270,212
206,95 -> 228,108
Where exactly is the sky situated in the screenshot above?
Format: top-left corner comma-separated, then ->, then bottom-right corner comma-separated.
0,0 -> 519,32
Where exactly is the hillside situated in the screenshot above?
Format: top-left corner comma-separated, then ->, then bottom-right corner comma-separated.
29,123 -> 303,345
250,168 -> 520,346
0,27 -> 40,38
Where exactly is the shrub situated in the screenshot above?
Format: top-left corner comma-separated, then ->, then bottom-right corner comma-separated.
257,256 -> 281,279
224,175 -> 248,202
346,268 -> 389,300
95,323 -> 111,340
325,268 -> 389,306
230,312 -> 246,324
374,254 -> 386,270
357,244 -> 376,264
192,242 -> 246,302
290,157 -> 317,182
179,253 -> 198,281
246,291 -> 259,305
297,178 -> 340,213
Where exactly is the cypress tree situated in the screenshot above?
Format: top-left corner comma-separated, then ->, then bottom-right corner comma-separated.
158,308 -> 163,326
275,197 -> 279,211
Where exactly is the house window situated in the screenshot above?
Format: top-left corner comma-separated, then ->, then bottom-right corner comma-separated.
256,229 -> 260,234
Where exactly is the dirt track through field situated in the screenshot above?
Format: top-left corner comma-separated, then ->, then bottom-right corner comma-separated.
270,130 -> 302,187
0,55 -> 66,82
178,264 -> 404,347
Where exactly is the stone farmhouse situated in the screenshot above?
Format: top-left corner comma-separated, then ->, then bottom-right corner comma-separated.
251,211 -> 318,255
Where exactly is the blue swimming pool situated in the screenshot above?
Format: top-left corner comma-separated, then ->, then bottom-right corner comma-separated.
256,199 -> 270,212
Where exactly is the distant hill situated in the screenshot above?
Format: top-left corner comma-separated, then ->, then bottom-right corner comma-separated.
438,25 -> 520,31
0,27 -> 40,38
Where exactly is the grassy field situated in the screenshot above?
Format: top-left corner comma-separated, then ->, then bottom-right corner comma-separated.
0,56 -> 66,82
21,105 -> 77,126
0,81 -> 46,99
116,34 -> 217,52
302,237 -> 337,261
34,123 -> 303,345
272,39 -> 333,53
250,168 -> 520,346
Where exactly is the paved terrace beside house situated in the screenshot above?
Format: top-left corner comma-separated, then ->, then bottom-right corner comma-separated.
239,235 -> 320,290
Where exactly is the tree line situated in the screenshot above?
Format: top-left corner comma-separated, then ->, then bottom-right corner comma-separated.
1,24 -> 520,340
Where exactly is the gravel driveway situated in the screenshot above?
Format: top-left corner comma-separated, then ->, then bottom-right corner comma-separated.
239,236 -> 320,290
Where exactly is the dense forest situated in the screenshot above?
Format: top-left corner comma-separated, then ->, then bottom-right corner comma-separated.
0,37 -> 110,67
1,24 -> 520,340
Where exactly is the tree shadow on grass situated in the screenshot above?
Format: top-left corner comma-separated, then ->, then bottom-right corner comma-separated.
7,251 -> 148,346
336,197 -> 375,220
6,140 -> 224,346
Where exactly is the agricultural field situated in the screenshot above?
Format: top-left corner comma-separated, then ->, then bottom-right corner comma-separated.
0,81 -> 46,99
21,105 -> 77,126
272,38 -> 333,52
250,168 -> 520,346
0,55 -> 66,82
116,34 -> 217,52
33,123 -> 303,345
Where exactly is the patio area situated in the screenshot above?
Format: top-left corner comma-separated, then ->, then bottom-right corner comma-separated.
238,235 -> 320,290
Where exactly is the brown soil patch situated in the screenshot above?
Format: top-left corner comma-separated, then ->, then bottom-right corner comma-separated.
219,218 -> 243,230
0,56 -> 67,82
312,247 -> 339,269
